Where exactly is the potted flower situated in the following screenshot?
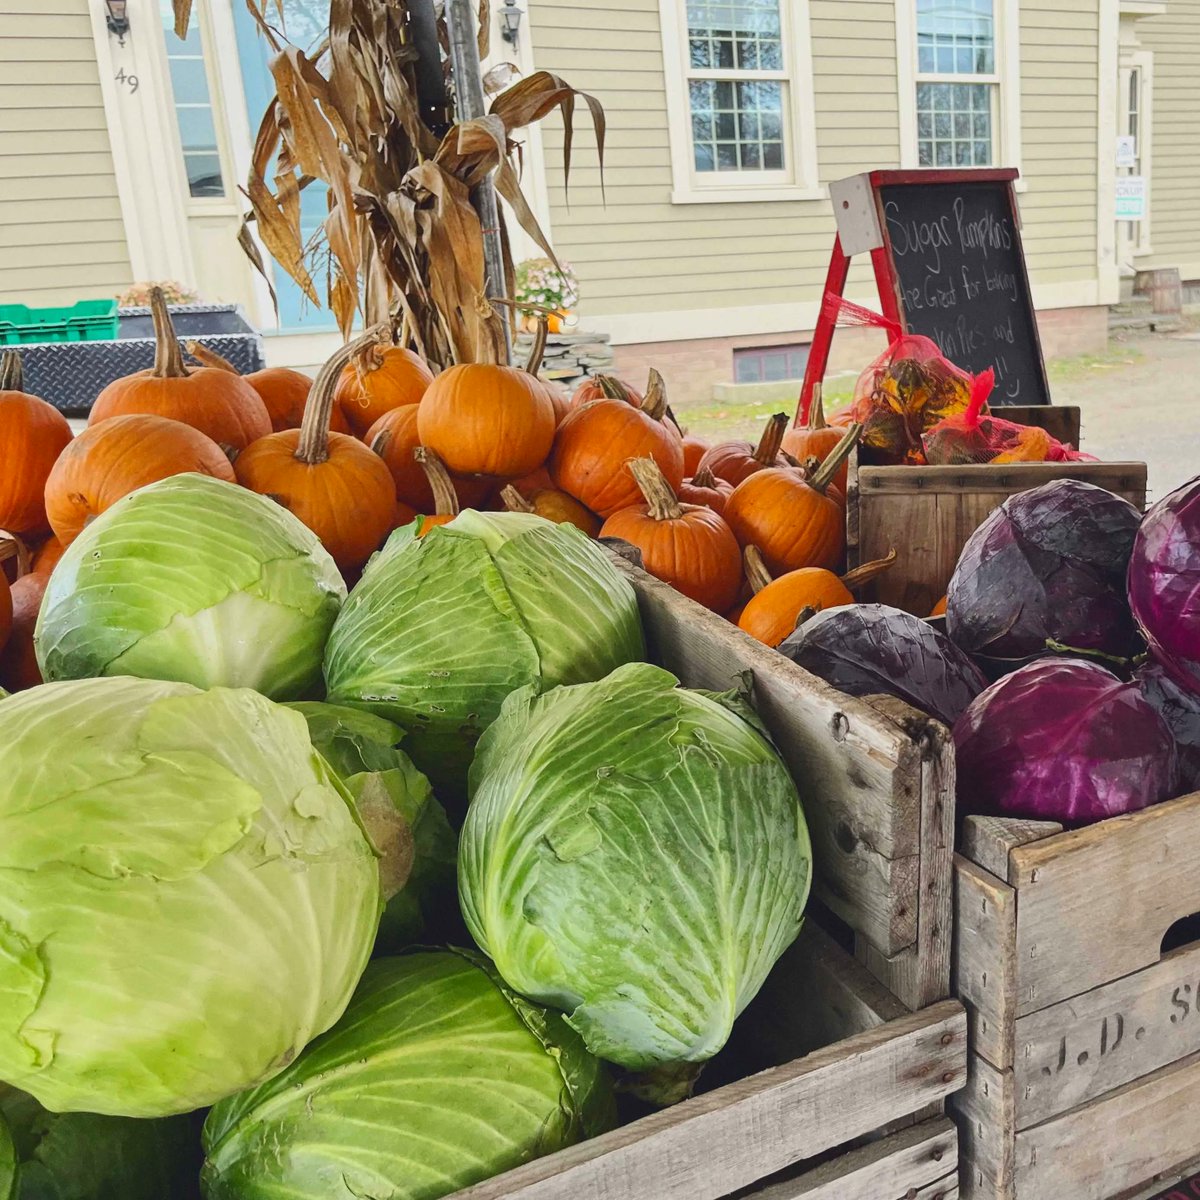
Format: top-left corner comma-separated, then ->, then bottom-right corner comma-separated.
514,259 -> 579,333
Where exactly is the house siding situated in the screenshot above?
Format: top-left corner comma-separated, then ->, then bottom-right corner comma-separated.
0,1 -> 132,306
1136,0 -> 1200,277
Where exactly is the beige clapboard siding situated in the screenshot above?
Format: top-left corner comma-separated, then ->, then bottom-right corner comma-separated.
0,0 -> 131,304
1136,0 -> 1200,272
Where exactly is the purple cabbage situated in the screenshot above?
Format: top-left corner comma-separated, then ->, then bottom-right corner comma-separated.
1135,659 -> 1200,796
777,603 -> 988,726
954,658 -> 1176,825
1128,475 -> 1200,696
946,479 -> 1142,662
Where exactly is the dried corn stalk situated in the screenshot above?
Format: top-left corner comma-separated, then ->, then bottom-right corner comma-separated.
173,0 -> 603,369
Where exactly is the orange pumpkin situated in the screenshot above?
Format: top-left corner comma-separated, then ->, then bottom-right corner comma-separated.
367,406 -> 491,511
681,433 -> 709,475
235,328 -> 398,574
418,357 -> 556,480
737,545 -> 898,648
509,466 -> 554,497
91,289 -> 271,455
571,374 -> 643,410
0,572 -> 47,692
724,424 -> 861,575
0,536 -> 15,653
698,412 -> 789,487
550,369 -> 685,518
412,447 -> 460,536
600,458 -> 742,613
335,342 -> 435,436
186,340 -> 339,434
0,351 -> 73,538
44,414 -> 236,546
500,484 -> 601,537
782,385 -> 850,494
678,466 -> 733,515
930,594 -> 948,617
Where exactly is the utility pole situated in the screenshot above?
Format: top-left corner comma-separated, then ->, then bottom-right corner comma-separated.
443,0 -> 512,362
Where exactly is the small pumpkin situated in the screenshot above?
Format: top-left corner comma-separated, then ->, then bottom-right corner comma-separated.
737,545 -> 898,648
678,466 -> 733,515
90,288 -> 271,454
600,458 -> 742,613
500,484 -> 600,537
44,414 -> 236,546
412,446 -> 460,536
0,351 -> 73,538
235,328 -> 398,574
418,349 -> 557,480
186,340 -> 341,435
698,412 -> 789,487
681,432 -> 709,475
783,384 -> 850,494
550,369 -> 685,518
571,373 -> 643,410
930,594 -> 948,617
0,571 -> 47,692
724,424 -> 861,576
334,341 -> 435,436
367,406 -> 491,511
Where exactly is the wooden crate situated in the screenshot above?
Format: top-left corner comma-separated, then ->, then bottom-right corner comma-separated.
844,405 -> 1149,617
612,556 -> 955,1013
953,799 -> 1200,1200
452,924 -> 966,1200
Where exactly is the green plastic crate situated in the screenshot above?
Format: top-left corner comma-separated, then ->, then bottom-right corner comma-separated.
0,300 -> 119,345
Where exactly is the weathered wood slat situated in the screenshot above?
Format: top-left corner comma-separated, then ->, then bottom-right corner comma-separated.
953,856 -> 1017,1071
950,1052 -> 1014,1200
961,816 -> 1063,882
855,462 -> 1148,497
1013,1049 -> 1200,1200
1014,939 -> 1200,1128
741,1118 -> 958,1199
1010,791 -> 1200,1016
451,1002 -> 966,1200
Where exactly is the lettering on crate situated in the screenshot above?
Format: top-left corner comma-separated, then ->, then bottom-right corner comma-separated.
1040,1012 -> 1139,1078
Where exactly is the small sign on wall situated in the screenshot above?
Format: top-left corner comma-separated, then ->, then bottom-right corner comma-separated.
1116,135 -> 1138,168
1116,175 -> 1147,221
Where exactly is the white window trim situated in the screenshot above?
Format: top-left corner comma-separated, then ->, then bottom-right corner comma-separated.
659,0 -> 821,205
896,0 -> 1024,187
1119,48 -> 1154,258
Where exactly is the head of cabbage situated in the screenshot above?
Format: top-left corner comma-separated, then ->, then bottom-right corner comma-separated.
324,511 -> 644,801
0,676 -> 380,1117
459,661 -> 811,1103
35,473 -> 345,701
290,701 -> 458,950
202,950 -> 615,1200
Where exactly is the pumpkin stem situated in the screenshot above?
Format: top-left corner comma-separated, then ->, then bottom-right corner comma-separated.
185,341 -> 239,373
149,286 -> 191,380
793,605 -> 818,632
840,548 -> 898,591
525,314 -> 549,378
0,350 -> 23,392
297,326 -> 388,465
500,485 -> 535,514
642,369 -> 669,421
754,413 -> 788,466
627,456 -> 683,521
0,529 -> 32,579
743,546 -> 773,594
691,465 -> 720,490
809,422 -> 861,494
413,446 -> 460,517
808,383 -> 829,431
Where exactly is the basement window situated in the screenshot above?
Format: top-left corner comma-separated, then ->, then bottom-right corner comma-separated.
734,343 -> 810,384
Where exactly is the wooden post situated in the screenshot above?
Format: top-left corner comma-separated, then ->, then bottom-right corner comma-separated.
444,0 -> 512,362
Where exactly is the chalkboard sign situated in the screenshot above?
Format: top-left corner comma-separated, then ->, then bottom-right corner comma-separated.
878,177 -> 1048,405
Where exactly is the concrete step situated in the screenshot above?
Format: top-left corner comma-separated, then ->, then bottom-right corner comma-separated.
1110,296 -> 1154,317
1108,313 -> 1155,332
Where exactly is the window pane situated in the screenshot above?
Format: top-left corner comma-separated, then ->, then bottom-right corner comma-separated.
916,0 -> 994,77
717,142 -> 739,169
176,107 -> 219,153
762,141 -> 783,169
687,0 -> 782,71
734,344 -> 809,384
917,77 -> 994,166
161,2 -> 226,198
183,153 -> 224,197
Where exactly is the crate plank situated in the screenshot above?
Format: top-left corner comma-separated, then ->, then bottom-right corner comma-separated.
1014,940 -> 1200,1128
612,558 -> 932,979
953,856 -> 1017,1071
950,1052 -> 1015,1200
742,1118 -> 958,1199
1013,1049 -> 1200,1200
1009,792 -> 1200,1016
451,1002 -> 967,1200
961,816 -> 1063,882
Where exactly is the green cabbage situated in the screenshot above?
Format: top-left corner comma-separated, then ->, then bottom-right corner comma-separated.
323,511 -> 643,800
0,677 -> 380,1118
35,474 -> 345,701
0,1087 -> 198,1199
459,662 -> 811,1101
290,702 -> 458,949
201,950 -> 615,1200
0,1112 -> 14,1200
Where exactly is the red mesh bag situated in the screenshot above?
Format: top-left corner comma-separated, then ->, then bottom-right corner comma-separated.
827,295 -> 975,465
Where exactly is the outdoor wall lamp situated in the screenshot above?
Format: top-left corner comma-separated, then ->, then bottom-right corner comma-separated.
499,0 -> 524,46
105,0 -> 131,44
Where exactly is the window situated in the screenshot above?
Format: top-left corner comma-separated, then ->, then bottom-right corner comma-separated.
160,1 -> 226,198
660,0 -> 819,203
734,343 -> 809,383
916,0 -> 997,167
